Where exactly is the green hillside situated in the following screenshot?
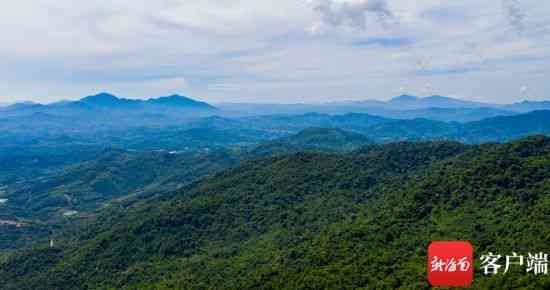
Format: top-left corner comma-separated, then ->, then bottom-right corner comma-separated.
0,128 -> 376,251
1,128 -> 373,224
1,149 -> 240,221
2,137 -> 550,289
248,127 -> 373,157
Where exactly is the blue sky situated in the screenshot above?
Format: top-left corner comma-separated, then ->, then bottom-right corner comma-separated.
0,0 -> 549,104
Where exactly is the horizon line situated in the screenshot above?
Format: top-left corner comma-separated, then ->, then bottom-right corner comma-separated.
2,92 -> 548,106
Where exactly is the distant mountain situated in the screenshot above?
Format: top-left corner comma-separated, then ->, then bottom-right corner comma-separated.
241,112 -> 390,132
461,110 -> 550,143
503,100 -> 550,112
377,107 -> 517,122
3,93 -> 216,112
387,95 -> 490,110
249,127 -> 373,157
0,93 -> 218,135
241,110 -> 550,144
99,109 -> 550,145
358,110 -> 550,143
217,95 -> 512,120
360,118 -> 459,142
389,94 -> 418,103
76,92 -> 216,110
79,92 -> 133,107
2,102 -> 45,112
3,108 -> 550,152
286,127 -> 372,146
6,94 -> 550,124
148,94 -> 215,109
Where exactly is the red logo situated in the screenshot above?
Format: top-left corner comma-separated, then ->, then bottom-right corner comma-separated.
428,241 -> 474,288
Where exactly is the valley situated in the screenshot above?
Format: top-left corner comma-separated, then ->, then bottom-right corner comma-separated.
1,93 -> 550,289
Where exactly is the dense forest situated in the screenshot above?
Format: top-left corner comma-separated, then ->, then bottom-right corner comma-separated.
1,136 -> 549,289
0,128 -> 373,251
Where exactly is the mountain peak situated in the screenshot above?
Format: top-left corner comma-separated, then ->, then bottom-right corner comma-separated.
149,94 -> 215,109
81,92 -> 120,105
166,94 -> 186,99
6,101 -> 45,110
390,95 -> 418,102
424,95 -> 452,101
96,92 -> 117,98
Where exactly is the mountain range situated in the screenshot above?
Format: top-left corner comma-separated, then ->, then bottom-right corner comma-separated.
0,93 -> 219,136
3,111 -> 550,250
3,104 -> 550,154
2,91 -> 550,289
76,93 -> 215,109
2,136 -> 550,289
3,93 -> 215,111
218,94 -> 550,121
4,93 -> 550,124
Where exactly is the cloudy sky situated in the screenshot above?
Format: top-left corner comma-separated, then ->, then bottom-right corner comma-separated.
1,0 -> 549,104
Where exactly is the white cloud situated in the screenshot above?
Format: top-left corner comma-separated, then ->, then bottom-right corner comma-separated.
311,0 -> 398,31
0,0 -> 549,104
502,0 -> 526,34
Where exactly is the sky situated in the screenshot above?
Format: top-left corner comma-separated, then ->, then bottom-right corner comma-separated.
0,0 -> 549,104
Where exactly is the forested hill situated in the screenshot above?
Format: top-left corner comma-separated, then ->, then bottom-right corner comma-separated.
0,128 -> 373,225
0,128 -> 376,251
247,127 -> 374,157
2,137 -> 550,289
